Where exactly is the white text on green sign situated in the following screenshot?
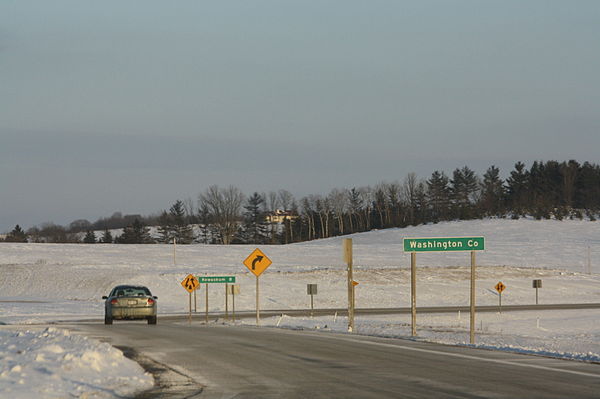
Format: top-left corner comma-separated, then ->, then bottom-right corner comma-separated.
403,237 -> 485,252
197,276 -> 236,283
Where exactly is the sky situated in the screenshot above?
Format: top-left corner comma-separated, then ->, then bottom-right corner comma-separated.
1,0 -> 599,232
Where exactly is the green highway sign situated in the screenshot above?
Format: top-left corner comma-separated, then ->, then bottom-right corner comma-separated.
196,276 -> 236,284
403,237 -> 485,252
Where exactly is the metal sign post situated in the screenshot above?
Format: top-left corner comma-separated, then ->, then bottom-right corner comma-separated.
533,279 -> 542,304
494,282 -> 506,313
256,276 -> 260,325
307,284 -> 318,317
180,274 -> 199,324
243,248 -> 272,326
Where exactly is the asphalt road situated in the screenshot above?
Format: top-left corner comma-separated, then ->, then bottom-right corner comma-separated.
69,321 -> 600,399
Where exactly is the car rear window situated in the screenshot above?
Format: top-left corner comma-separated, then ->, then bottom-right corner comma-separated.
112,287 -> 152,297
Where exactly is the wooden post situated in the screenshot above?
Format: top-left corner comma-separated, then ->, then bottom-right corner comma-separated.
205,284 -> 209,324
344,239 -> 354,332
225,283 -> 229,320
470,250 -> 476,344
232,289 -> 236,322
411,252 -> 417,337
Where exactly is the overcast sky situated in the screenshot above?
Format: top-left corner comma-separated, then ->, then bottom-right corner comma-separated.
1,1 -> 599,232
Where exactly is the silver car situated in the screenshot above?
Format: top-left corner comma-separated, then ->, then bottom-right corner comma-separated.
102,285 -> 157,325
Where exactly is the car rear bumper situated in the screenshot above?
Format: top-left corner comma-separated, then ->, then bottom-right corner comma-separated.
109,306 -> 156,320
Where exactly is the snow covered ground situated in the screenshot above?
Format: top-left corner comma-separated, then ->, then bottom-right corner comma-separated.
0,326 -> 153,398
1,218 -> 600,397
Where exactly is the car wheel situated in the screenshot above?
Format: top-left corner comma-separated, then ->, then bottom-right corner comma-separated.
104,314 -> 113,325
148,316 -> 157,325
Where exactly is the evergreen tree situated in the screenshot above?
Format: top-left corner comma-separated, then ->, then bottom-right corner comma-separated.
101,229 -> 113,243
116,219 -> 154,244
450,166 -> 480,219
83,230 -> 96,244
157,210 -> 174,243
5,224 -> 28,242
242,192 -> 268,244
480,165 -> 505,217
427,171 -> 450,222
157,200 -> 195,244
505,162 -> 529,218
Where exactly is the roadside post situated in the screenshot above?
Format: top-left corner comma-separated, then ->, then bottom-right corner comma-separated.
343,239 -> 355,332
495,281 -> 506,312
196,276 -> 236,323
307,284 -> 318,317
225,284 -> 228,320
403,237 -> 485,344
228,284 -> 241,321
180,274 -> 199,324
533,279 -> 542,305
243,248 -> 272,326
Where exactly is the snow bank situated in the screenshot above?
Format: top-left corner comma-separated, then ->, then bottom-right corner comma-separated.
0,327 -> 153,398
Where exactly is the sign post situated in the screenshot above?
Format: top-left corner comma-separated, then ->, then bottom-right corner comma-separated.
243,248 -> 272,326
404,237 -> 485,344
533,279 -> 542,305
495,281 -> 506,312
411,251 -> 417,337
343,239 -> 355,332
307,284 -> 318,317
228,284 -> 240,321
180,274 -> 199,324
195,276 -> 236,323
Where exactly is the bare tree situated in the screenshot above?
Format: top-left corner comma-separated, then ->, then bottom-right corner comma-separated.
328,188 -> 348,235
198,185 -> 244,245
402,173 -> 419,225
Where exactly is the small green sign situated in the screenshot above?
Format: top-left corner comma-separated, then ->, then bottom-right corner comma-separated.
403,237 -> 485,252
197,276 -> 236,284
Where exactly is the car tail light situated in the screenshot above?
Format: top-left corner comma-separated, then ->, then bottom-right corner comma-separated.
147,298 -> 155,305
110,299 -> 118,305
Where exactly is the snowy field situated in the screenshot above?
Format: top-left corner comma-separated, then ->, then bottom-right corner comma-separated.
1,218 -> 600,397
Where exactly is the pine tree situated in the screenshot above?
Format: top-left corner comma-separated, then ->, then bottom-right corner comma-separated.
242,192 -> 268,244
427,171 -> 450,222
450,166 -> 480,219
5,224 -> 28,242
480,165 -> 505,216
101,229 -> 113,243
157,210 -> 174,243
157,201 -> 195,244
505,162 -> 529,218
116,219 -> 154,244
83,230 -> 96,244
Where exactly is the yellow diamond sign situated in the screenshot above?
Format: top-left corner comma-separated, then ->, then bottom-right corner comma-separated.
181,274 -> 200,293
243,248 -> 272,277
495,281 -> 506,294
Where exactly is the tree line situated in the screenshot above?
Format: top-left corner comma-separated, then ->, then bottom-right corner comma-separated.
3,160 -> 599,244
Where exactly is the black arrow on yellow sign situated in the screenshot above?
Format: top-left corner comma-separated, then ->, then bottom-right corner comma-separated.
252,255 -> 263,270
